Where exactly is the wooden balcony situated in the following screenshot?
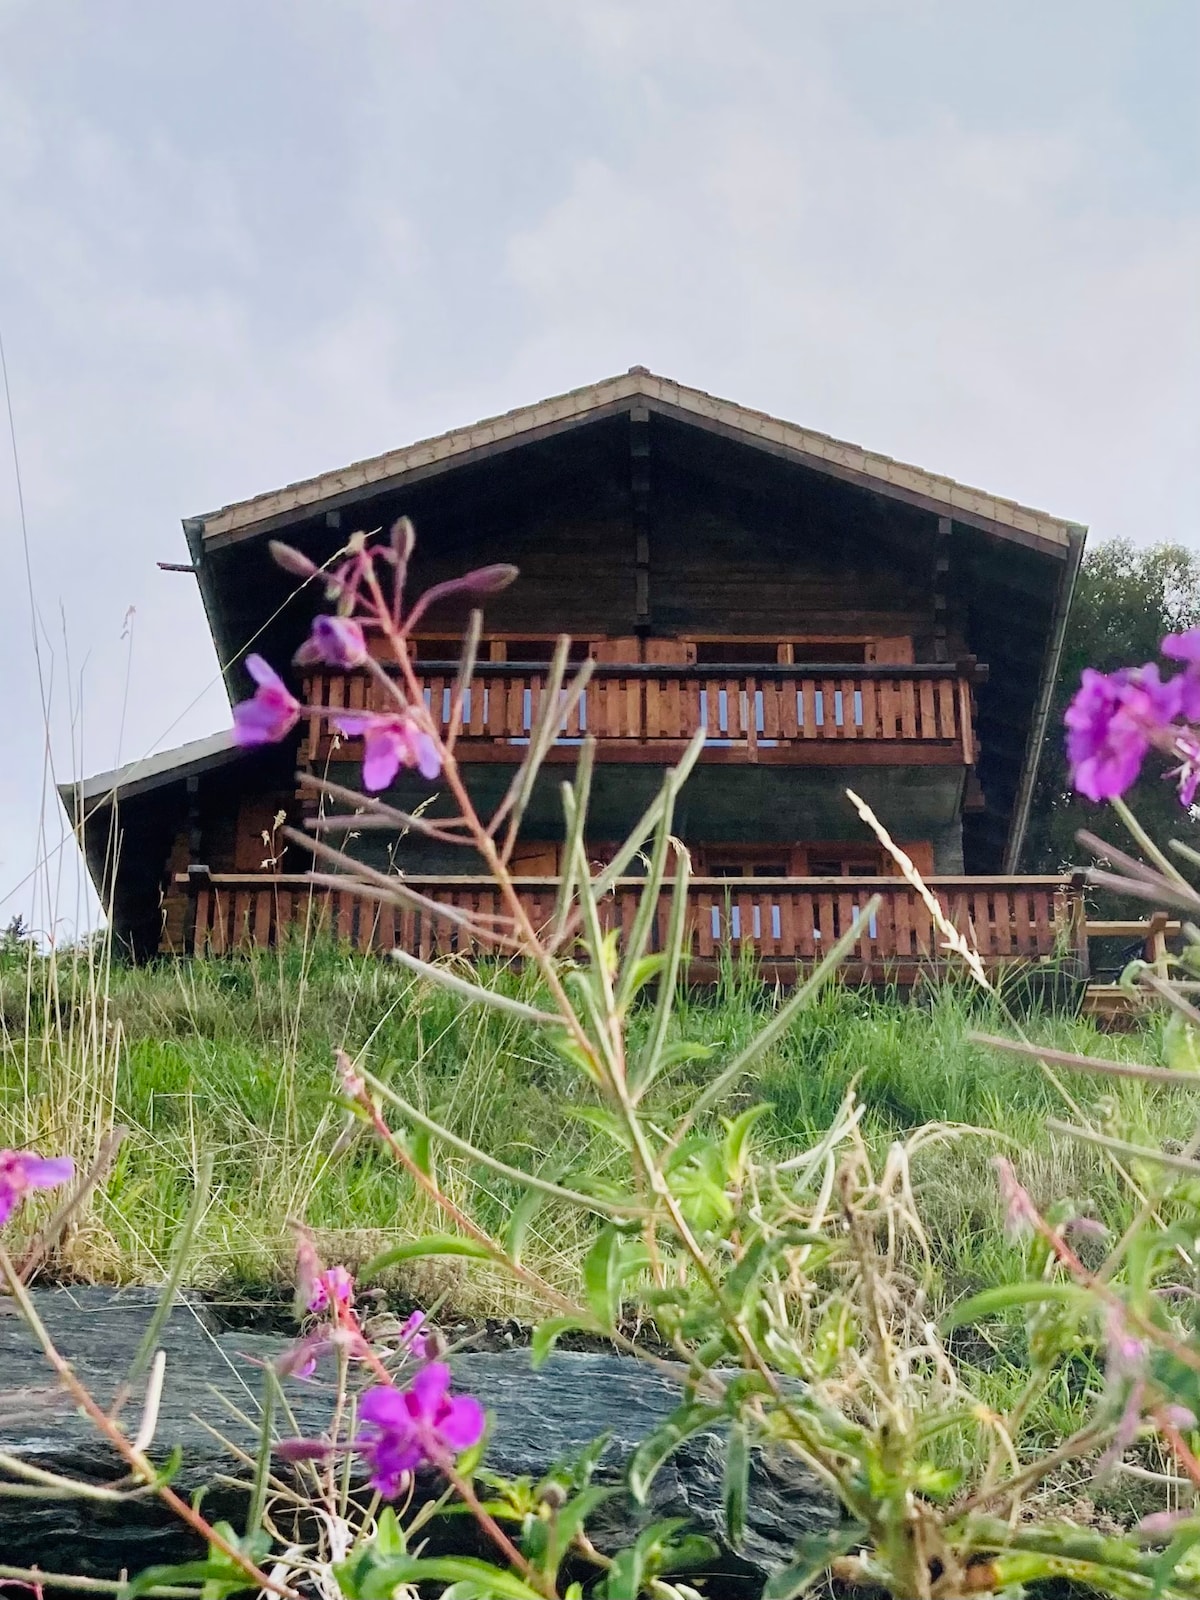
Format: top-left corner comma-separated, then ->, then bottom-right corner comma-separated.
300,662 -> 977,768
175,871 -> 1083,981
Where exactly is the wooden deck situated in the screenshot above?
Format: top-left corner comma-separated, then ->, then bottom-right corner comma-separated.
300,662 -> 976,767
174,871 -> 1083,981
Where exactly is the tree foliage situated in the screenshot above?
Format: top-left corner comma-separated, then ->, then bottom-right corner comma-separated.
1024,539 -> 1200,871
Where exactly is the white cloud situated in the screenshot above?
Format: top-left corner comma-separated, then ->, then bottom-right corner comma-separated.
1,0 -> 1197,930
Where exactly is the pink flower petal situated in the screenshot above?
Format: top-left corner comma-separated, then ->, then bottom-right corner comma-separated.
408,1361 -> 452,1423
440,1394 -> 486,1452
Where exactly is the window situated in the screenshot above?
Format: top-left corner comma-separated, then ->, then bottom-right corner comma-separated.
693,640 -> 785,667
494,638 -> 593,664
807,851 -> 883,878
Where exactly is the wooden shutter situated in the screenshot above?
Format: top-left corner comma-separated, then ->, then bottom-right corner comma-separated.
591,637 -> 641,663
868,637 -> 914,665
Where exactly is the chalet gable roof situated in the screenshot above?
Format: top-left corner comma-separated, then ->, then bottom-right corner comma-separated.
192,367 -> 1082,555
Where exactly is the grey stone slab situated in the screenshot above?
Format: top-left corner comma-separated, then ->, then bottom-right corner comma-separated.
0,1288 -> 839,1591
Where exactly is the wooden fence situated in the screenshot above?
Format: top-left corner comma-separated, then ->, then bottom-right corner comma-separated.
177,871 -> 1083,978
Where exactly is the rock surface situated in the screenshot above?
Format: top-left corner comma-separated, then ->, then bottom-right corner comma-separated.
0,1287 -> 839,1590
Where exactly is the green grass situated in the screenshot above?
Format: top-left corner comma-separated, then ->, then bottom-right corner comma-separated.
0,937 -> 1180,1317
2,936 -> 1189,1516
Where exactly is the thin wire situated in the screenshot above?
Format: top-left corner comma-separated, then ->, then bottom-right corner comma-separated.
2,326 -> 60,937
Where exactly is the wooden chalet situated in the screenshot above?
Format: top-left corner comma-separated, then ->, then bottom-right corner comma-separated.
63,368 -> 1091,984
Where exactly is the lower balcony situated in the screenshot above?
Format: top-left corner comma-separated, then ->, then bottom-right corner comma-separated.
174,871 -> 1086,981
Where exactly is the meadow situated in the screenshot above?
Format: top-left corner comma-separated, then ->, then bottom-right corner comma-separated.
0,935 -> 1171,1299
1,933 -> 1187,1515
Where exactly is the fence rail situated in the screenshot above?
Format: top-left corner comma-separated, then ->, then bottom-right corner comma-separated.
175,872 -> 1082,976
300,664 -> 975,762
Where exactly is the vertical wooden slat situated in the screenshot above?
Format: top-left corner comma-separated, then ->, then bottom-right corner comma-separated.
817,890 -> 836,950
936,679 -> 956,741
860,678 -> 878,738
840,679 -> 858,740
959,679 -> 975,763
878,678 -> 897,739
801,680 -> 819,738
1011,890 -> 1033,954
899,681 -> 918,739
919,679 -> 937,739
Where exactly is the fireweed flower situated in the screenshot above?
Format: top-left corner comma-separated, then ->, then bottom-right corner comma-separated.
355,1363 -> 485,1497
1064,665 -> 1181,802
398,1310 -> 429,1361
335,710 -> 441,790
294,614 -> 369,671
309,1265 -> 355,1315
232,655 -> 302,748
0,1150 -> 73,1226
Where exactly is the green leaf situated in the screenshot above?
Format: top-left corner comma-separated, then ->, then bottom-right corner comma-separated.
761,1524 -> 866,1599
374,1506 -> 406,1558
362,1234 -> 492,1278
357,1556 -> 545,1600
620,952 -> 668,1001
722,1102 -> 772,1180
600,1545 -> 643,1600
656,1531 -> 721,1574
627,1401 -> 725,1504
565,1104 -> 633,1148
531,1315 -> 589,1367
503,1185 -> 547,1266
1152,1520 -> 1200,1593
941,1281 -> 1090,1330
1165,1012 -> 1200,1075
724,1420 -> 749,1550
123,1561 -> 249,1600
583,1226 -> 621,1326
407,1124 -> 434,1177
545,1484 -> 615,1564
723,1227 -> 824,1308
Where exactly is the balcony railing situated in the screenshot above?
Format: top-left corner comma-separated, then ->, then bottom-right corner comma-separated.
300,662 -> 976,765
176,871 -> 1083,977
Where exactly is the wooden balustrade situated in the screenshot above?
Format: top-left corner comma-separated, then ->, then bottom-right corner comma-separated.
300,663 -> 975,764
176,871 -> 1082,977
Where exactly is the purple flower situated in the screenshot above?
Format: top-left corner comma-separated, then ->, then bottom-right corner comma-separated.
335,711 -> 441,790
308,1265 -> 355,1315
294,615 -> 369,671
1162,629 -> 1200,665
0,1150 -> 73,1227
275,1329 -> 331,1380
398,1310 -> 429,1361
1064,666 -> 1180,802
232,655 -> 302,748
355,1363 -> 485,1497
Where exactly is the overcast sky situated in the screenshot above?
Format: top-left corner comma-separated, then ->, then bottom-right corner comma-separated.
2,0 -> 1198,938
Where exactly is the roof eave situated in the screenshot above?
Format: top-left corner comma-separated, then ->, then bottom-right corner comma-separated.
1002,522 -> 1088,871
189,369 -> 1080,556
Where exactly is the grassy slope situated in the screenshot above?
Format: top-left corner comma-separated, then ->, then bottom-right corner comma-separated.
0,940 -> 1176,1313
3,939 -> 1187,1508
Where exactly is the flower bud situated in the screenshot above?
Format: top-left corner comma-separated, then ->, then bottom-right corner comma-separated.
459,563 -> 519,595
274,1437 -> 334,1463
294,614 -> 369,670
269,540 -> 319,580
391,517 -> 416,562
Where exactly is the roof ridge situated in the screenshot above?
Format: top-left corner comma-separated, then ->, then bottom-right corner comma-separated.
193,367 -> 1082,548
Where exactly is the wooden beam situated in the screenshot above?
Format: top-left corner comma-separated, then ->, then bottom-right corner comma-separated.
631,405 -> 650,627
